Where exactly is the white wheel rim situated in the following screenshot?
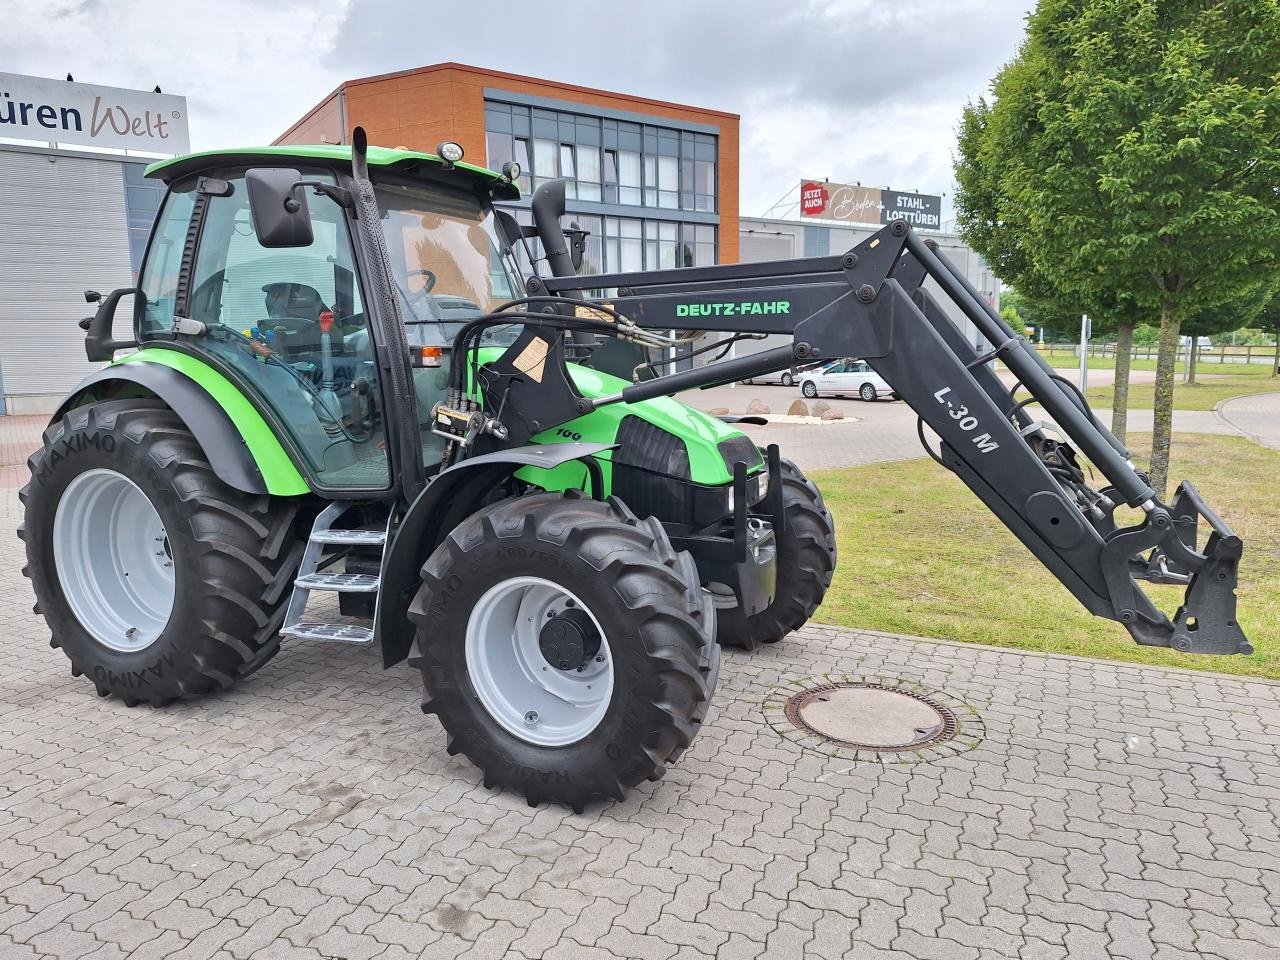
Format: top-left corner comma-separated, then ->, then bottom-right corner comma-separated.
465,576 -> 614,747
53,469 -> 175,652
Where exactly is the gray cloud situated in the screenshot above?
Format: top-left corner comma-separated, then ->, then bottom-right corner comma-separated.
331,0 -> 1031,217
0,0 -> 1031,223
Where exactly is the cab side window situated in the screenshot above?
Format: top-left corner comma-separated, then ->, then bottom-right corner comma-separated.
136,188 -> 196,337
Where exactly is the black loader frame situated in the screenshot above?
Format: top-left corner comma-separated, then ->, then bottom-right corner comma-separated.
463,207 -> 1248,658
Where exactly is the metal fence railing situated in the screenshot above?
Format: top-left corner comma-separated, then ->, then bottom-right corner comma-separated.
1036,342 -> 1278,365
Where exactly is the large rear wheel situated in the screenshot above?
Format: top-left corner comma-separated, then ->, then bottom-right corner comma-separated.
717,458 -> 836,651
410,491 -> 718,811
20,400 -> 304,705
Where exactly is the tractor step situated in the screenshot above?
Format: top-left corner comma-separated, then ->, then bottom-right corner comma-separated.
308,528 -> 386,546
294,572 -> 380,592
282,502 -> 390,646
279,622 -> 375,645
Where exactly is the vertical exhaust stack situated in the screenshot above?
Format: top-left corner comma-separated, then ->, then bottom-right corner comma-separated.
531,180 -> 580,287
531,179 -> 593,349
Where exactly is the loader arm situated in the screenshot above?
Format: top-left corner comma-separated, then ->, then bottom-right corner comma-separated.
457,206 -> 1249,657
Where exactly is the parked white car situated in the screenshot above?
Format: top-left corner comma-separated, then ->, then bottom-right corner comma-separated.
799,359 -> 898,401
742,369 -> 798,387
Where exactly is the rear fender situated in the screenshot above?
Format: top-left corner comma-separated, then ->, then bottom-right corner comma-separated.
52,358 -> 309,497
376,442 -> 615,668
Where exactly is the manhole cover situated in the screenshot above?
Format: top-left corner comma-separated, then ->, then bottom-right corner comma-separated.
764,676 -> 983,763
784,682 -> 957,751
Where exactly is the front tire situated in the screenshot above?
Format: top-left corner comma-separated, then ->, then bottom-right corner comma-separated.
19,400 -> 304,705
801,380 -> 818,398
716,459 -> 836,651
410,491 -> 718,811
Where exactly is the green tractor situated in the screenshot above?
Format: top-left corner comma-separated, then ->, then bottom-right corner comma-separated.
20,131 -> 832,809
21,129 -> 1249,811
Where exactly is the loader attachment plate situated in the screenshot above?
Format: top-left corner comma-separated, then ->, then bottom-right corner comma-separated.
1110,482 -> 1250,656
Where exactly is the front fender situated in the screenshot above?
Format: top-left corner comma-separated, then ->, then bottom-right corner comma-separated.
376,442 -> 615,668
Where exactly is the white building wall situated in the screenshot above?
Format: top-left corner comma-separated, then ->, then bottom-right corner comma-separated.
0,147 -> 133,413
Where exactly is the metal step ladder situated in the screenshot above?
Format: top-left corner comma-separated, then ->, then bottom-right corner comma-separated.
281,502 -> 388,646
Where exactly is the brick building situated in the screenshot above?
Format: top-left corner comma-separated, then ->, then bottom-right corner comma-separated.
277,63 -> 740,267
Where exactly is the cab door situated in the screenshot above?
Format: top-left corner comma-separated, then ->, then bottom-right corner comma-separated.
136,170 -> 392,493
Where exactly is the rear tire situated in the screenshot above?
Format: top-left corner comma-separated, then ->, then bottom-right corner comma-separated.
781,372 -> 794,387
716,458 -> 836,651
410,491 -> 717,811
859,383 -> 878,402
19,400 -> 304,705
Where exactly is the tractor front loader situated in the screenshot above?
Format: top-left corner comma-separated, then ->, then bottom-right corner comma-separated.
20,128 -> 1249,811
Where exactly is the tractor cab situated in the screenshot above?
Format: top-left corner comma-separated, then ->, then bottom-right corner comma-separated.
122,144 -> 523,493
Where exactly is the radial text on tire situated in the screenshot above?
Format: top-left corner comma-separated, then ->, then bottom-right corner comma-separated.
716,457 -> 836,651
409,491 -> 719,812
19,400 -> 304,705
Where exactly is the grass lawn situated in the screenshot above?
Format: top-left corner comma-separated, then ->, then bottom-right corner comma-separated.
812,432 -> 1279,680
1032,349 -> 1280,410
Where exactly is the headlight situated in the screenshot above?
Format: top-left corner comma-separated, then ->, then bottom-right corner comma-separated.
726,471 -> 768,517
751,470 -> 768,504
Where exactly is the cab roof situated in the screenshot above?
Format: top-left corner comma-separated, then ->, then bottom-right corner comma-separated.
143,144 -> 521,200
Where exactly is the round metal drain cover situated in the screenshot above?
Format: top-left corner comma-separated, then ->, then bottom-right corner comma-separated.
765,675 -> 983,763
784,682 -> 958,752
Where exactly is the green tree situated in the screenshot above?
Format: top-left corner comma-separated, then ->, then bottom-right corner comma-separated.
956,98 -> 1149,442
1257,290 -> 1280,376
955,0 -> 1280,496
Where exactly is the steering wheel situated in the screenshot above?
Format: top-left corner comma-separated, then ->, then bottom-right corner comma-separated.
404,269 -> 438,307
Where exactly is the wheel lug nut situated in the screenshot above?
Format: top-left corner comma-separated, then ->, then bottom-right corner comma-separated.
523,710 -> 539,725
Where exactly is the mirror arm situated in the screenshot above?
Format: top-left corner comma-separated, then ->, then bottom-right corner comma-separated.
291,179 -> 354,210
83,287 -> 139,362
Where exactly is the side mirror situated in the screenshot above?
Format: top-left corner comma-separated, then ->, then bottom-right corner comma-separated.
493,209 -> 524,252
564,222 -> 589,273
245,167 -> 314,248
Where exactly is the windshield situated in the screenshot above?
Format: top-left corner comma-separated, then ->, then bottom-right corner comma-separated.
375,180 -> 522,347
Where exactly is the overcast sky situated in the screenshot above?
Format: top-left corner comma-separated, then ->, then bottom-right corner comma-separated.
4,0 -> 1032,224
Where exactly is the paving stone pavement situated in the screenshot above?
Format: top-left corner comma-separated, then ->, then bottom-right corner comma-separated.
1217,392 -> 1280,452
2,486 -> 1279,959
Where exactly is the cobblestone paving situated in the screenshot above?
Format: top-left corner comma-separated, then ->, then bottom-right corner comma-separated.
3,482 -> 1279,959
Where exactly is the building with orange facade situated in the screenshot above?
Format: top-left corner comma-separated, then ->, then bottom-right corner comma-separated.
277,63 -> 739,269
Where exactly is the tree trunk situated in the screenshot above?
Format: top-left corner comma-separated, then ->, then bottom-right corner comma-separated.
1187,340 -> 1198,384
1273,331 -> 1279,377
1149,302 -> 1181,499
1111,318 -> 1134,444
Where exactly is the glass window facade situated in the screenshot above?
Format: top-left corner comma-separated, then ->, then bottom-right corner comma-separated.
485,100 -> 718,214
122,162 -> 166,279
506,209 -> 717,283
485,98 -> 719,273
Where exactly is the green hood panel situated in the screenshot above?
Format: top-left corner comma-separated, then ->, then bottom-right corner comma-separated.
115,349 -> 311,496
470,348 -> 756,494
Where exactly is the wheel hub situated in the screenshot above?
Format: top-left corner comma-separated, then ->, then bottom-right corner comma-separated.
538,608 -> 602,671
465,577 -> 614,747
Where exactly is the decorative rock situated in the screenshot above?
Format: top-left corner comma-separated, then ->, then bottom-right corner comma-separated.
787,399 -> 810,416
709,407 -> 730,416
821,408 -> 844,421
811,399 -> 831,416
745,398 -> 771,415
